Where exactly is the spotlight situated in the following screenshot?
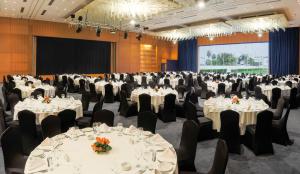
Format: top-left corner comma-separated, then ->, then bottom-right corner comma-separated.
76,25 -> 82,33
70,14 -> 75,19
257,31 -> 263,38
78,16 -> 83,21
172,40 -> 177,45
124,31 -> 128,39
209,36 -> 214,41
136,33 -> 142,41
197,0 -> 206,9
130,20 -> 135,25
96,27 -> 101,37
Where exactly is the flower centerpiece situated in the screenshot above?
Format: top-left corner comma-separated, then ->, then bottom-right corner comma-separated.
42,96 -> 51,104
91,137 -> 112,154
231,95 -> 240,104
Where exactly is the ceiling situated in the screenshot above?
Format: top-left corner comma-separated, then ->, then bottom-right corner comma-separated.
0,0 -> 299,33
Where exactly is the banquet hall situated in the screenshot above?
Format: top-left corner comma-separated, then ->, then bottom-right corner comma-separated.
0,0 -> 300,174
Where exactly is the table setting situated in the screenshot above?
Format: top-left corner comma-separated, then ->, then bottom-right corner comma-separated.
15,84 -> 56,99
131,87 -> 178,113
203,95 -> 269,135
13,96 -> 83,124
94,81 -> 123,96
24,124 -> 178,174
258,84 -> 291,100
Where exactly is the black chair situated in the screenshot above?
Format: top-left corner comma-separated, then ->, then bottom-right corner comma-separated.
181,139 -> 229,174
12,88 -> 22,100
31,88 -> 44,99
89,83 -> 98,102
164,78 -> 171,88
18,110 -> 40,155
272,106 -> 293,146
25,81 -> 33,86
81,91 -> 91,115
137,111 -> 157,134
104,84 -> 114,103
0,104 -> 6,134
289,88 -> 298,109
244,110 -> 274,155
7,93 -> 20,116
139,93 -> 153,113
176,120 -> 199,172
43,78 -> 50,85
58,109 -> 76,133
220,110 -> 241,154
185,101 -> 213,140
271,80 -> 278,86
1,127 -> 27,174
271,87 -> 281,109
159,94 -> 176,122
92,109 -> 114,127
67,78 -> 78,93
55,89 -> 67,98
285,81 -> 292,88
119,90 -> 138,117
79,79 -> 86,93
270,97 -> 285,120
217,83 -> 226,95
141,76 -> 147,87
206,91 -> 216,99
41,115 -> 61,139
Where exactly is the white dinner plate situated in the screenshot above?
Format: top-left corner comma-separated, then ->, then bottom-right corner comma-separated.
82,127 -> 93,132
158,162 -> 173,172
143,131 -> 152,136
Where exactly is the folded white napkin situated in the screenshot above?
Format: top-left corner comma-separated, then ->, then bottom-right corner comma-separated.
37,138 -> 54,151
157,148 -> 176,164
99,123 -> 109,132
26,157 -> 48,174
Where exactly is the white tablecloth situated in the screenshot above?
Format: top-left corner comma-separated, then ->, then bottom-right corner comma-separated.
203,97 -> 269,135
206,81 -> 232,94
131,88 -> 178,113
277,80 -> 298,88
158,78 -> 181,89
95,81 -> 123,96
24,126 -> 178,174
15,85 -> 56,99
259,85 -> 291,100
13,97 -> 83,124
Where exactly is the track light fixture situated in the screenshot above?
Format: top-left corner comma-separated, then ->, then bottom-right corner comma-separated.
96,27 -> 101,37
124,31 -> 128,39
197,0 -> 208,9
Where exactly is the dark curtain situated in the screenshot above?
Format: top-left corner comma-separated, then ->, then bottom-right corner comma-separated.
36,36 -> 111,75
167,60 -> 178,71
178,39 -> 198,72
269,28 -> 299,76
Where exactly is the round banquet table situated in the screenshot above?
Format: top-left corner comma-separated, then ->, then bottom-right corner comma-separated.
203,96 -> 269,135
15,85 -> 56,99
206,81 -> 232,94
258,85 -> 291,100
14,79 -> 42,87
13,97 -> 83,124
277,80 -> 298,88
24,125 -> 178,174
131,87 -> 178,113
94,81 -> 123,96
158,78 -> 181,89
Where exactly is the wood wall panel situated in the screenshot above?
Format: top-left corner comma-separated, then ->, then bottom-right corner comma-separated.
0,17 -> 174,82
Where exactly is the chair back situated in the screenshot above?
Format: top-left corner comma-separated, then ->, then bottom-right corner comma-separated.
163,94 -> 176,111
137,111 -> 157,133
1,127 -> 24,169
79,79 -> 86,92
12,88 -> 22,100
18,110 -> 37,138
220,110 -> 240,153
217,83 -> 226,95
89,83 -> 97,95
58,109 -> 76,132
92,109 -> 114,126
206,91 -> 216,99
7,93 -> 20,115
208,139 -> 229,174
41,115 -> 61,138
139,93 -> 152,112
81,91 -> 91,111
104,84 -> 114,103
185,101 -> 199,125
255,110 -> 273,141
271,87 -> 281,109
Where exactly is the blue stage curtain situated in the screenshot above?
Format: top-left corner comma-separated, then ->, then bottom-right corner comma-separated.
178,39 -> 198,72
166,60 -> 178,71
269,27 -> 299,76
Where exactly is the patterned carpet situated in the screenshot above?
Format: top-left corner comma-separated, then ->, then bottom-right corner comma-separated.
1,90 -> 300,174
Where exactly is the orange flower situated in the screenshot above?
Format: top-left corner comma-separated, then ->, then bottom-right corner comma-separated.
96,137 -> 110,145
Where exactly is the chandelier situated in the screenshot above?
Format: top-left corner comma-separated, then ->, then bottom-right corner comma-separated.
152,14 -> 288,41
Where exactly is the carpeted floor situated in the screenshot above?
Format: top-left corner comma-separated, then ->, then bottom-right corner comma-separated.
1,89 -> 300,174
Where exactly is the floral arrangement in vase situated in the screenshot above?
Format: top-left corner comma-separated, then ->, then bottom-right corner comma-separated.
42,96 -> 51,104
91,137 -> 112,154
231,95 -> 240,104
